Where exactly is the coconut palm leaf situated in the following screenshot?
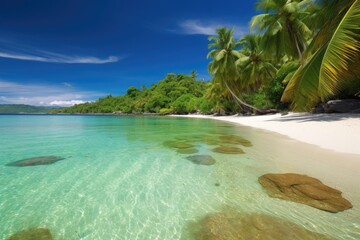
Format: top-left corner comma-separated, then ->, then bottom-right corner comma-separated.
237,34 -> 277,89
304,0 -> 354,58
318,0 -> 360,100
282,46 -> 326,110
282,0 -> 360,110
251,0 -> 314,61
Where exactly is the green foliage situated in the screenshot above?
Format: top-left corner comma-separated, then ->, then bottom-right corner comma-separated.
206,0 -> 360,112
265,77 -> 289,109
207,28 -> 263,112
197,98 -> 215,114
159,108 -> 174,115
244,90 -> 269,109
172,94 -> 197,114
280,0 -> 360,110
126,86 -> 141,98
53,73 -> 211,114
251,0 -> 313,62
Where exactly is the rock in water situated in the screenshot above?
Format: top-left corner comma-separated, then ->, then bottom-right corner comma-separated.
182,211 -> 333,240
219,135 -> 253,147
212,146 -> 245,154
258,173 -> 353,213
186,155 -> 216,165
6,156 -> 65,167
7,228 -> 53,240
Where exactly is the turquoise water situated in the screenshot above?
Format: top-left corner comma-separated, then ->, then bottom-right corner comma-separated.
0,115 -> 359,239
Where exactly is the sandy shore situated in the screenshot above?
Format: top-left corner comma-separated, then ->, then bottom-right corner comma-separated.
173,113 -> 360,155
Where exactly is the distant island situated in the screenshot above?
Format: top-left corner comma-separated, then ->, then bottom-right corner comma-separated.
0,104 -> 54,114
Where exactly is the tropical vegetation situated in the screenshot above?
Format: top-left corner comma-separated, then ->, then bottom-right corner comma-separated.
207,0 -> 360,112
53,73 -> 217,114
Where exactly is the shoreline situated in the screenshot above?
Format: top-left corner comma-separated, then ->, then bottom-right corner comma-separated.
2,112 -> 359,154
172,113 -> 360,155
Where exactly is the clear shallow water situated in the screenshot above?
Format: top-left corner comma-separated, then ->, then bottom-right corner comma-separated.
0,115 -> 359,239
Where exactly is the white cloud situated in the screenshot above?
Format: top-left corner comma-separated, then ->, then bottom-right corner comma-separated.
62,82 -> 73,88
0,51 -> 119,64
179,20 -> 218,35
0,80 -> 103,106
177,20 -> 246,38
49,100 -> 89,107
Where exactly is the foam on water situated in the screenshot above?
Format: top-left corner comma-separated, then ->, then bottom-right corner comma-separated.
0,115 -> 359,239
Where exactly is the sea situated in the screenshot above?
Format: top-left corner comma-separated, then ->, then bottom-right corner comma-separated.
0,115 -> 359,239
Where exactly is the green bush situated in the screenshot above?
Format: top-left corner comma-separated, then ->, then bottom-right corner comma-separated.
172,94 -> 196,114
198,98 -> 215,114
159,108 -> 174,115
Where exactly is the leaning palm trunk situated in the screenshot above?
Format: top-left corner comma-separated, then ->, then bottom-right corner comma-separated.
223,81 -> 272,115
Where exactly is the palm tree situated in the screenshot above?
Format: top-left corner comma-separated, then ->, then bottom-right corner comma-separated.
207,27 -> 263,113
236,34 -> 277,90
281,0 -> 360,110
205,81 -> 234,113
250,0 -> 314,63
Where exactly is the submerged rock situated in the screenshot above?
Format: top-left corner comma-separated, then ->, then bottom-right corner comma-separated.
177,148 -> 199,154
219,135 -> 253,147
6,156 -> 65,167
163,140 -> 195,149
258,173 -> 353,213
7,228 -> 53,240
212,146 -> 245,154
186,155 -> 216,165
182,211 -> 333,240
197,136 -> 221,146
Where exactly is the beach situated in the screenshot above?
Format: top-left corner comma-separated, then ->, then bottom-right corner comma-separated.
174,113 -> 360,155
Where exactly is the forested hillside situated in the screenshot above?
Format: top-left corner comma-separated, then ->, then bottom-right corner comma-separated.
53,73 -> 216,114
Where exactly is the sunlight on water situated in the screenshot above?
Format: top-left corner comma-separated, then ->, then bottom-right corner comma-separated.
0,115 -> 359,239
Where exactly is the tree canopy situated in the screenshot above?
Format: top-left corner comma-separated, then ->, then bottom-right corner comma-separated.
52,73 -> 217,115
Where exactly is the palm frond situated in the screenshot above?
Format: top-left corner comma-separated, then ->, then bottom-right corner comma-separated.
282,46 -> 326,111
318,0 -> 360,100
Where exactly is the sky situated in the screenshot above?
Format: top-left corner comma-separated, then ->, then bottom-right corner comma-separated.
0,0 -> 257,106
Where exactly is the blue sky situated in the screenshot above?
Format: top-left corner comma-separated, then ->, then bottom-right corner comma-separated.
0,0 -> 257,106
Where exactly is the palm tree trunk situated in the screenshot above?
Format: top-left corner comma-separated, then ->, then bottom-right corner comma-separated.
223,81 -> 265,114
286,21 -> 303,63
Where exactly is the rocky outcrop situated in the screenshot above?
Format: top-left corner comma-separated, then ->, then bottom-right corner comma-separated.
313,99 -> 360,113
6,156 -> 65,167
324,99 -> 360,113
258,173 -> 353,213
7,228 -> 53,240
182,211 -> 333,240
186,155 -> 216,165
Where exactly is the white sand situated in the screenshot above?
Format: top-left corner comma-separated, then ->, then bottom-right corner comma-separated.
174,113 -> 360,155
